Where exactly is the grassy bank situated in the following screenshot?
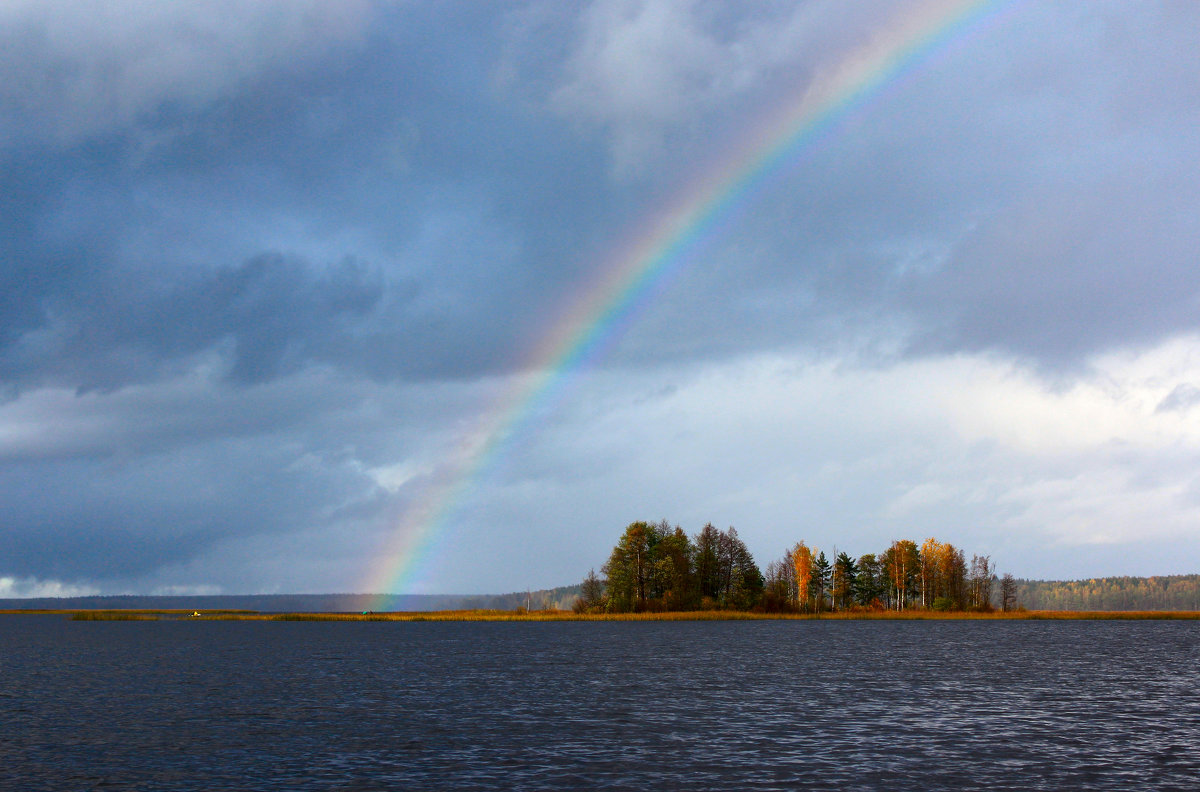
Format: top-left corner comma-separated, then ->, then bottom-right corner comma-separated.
257,609 -> 1200,621
5,608 -> 1196,621
0,609 -> 257,620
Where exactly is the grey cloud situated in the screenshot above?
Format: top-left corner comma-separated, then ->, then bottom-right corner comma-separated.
578,0 -> 1200,372
0,437 -> 372,582
901,174 -> 1200,365
0,253 -> 390,391
545,0 -> 907,178
0,361 -> 511,588
165,254 -> 388,385
0,2 -> 631,393
1156,384 -> 1200,414
0,363 -> 469,585
0,0 -> 371,147
6,1 -> 1199,395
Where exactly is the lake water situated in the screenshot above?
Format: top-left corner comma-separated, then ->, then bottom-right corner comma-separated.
2,617 -> 1198,790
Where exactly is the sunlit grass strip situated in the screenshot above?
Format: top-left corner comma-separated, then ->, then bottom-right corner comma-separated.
264,610 -> 783,622
195,609 -> 1200,622
3,608 -> 1197,622
1018,610 -> 1200,620
70,611 -> 160,620
0,608 -> 258,619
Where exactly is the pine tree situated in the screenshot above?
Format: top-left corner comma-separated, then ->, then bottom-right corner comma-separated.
812,552 -> 832,612
694,523 -> 721,604
833,552 -> 857,610
854,553 -> 882,607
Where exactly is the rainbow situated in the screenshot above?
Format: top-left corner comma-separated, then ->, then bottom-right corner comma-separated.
365,0 -> 1006,604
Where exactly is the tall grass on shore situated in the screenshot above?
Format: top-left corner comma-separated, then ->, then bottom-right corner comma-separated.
230,609 -> 1200,622
8,609 -> 258,620
5,608 -> 1196,622
70,611 -> 160,620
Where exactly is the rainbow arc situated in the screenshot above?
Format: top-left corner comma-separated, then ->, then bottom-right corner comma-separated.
365,0 -> 1007,604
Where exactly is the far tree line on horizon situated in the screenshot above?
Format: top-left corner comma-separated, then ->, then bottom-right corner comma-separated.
575,520 -> 1018,614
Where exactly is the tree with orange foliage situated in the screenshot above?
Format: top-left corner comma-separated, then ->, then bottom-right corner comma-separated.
791,542 -> 814,612
917,537 -> 966,608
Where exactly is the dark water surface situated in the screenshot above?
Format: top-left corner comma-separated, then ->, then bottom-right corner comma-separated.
2,617 -> 1198,790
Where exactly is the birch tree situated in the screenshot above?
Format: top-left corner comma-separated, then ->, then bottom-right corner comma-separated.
791,542 -> 814,612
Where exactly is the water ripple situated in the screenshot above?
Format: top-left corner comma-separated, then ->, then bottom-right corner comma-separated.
1,618 -> 1198,790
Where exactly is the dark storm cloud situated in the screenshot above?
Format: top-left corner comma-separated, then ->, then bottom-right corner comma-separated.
0,437 -> 367,582
0,2 -> 631,395
0,245 -> 392,391
5,2 -> 1199,396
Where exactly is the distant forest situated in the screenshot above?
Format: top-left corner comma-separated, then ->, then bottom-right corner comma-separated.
458,587 -> 582,612
574,520 -> 1016,614
1016,575 -> 1200,611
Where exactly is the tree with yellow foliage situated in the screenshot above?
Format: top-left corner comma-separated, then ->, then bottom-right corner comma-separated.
791,541 -> 814,613
920,537 -> 942,608
882,539 -> 920,610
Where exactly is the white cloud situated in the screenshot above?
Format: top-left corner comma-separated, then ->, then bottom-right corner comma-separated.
999,470 -> 1197,547
0,575 -> 99,598
150,584 -> 223,596
8,336 -> 1200,594
364,460 -> 434,494
423,335 -> 1200,587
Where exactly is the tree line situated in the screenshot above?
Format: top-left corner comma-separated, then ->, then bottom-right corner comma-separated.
576,520 -> 1017,614
1014,575 -> 1200,611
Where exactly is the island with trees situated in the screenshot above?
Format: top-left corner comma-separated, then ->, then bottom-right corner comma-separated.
576,519 -> 1023,615
6,520 -> 1198,620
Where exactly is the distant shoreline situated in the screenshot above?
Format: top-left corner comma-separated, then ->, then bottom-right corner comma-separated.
5,608 -> 1200,621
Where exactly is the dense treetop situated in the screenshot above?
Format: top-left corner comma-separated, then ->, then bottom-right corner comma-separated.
577,521 -> 1016,614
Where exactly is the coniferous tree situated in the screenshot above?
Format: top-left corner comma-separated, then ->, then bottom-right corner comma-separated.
602,521 -> 653,612
710,526 -> 761,609
716,528 -> 737,605
726,533 -> 764,610
694,523 -> 722,605
651,523 -> 696,610
812,552 -> 832,612
854,553 -> 883,607
833,552 -> 857,610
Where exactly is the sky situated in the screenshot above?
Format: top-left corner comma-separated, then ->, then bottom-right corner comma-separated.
2,0 -> 1199,598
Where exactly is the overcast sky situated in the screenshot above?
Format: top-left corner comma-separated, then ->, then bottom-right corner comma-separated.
3,0 -> 1199,597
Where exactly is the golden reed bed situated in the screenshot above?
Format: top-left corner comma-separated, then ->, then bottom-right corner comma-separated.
3,608 -> 1199,621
